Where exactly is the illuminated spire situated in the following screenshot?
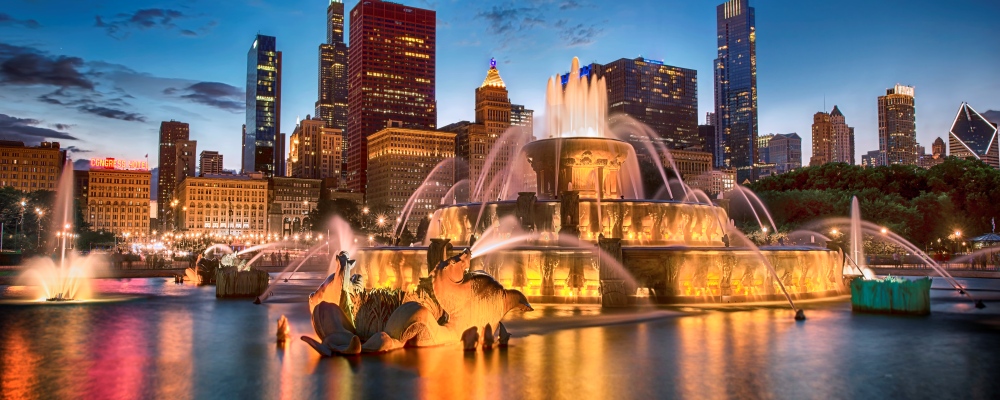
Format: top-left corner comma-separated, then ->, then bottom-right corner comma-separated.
480,57 -> 506,88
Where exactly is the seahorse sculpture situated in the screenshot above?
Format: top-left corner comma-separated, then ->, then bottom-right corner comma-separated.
301,249 -> 533,356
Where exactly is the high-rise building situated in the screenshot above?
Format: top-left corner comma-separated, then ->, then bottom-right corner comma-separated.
366,127 -> 455,232
244,34 -> 282,177
316,0 -> 349,183
510,104 -> 534,136
0,141 -> 65,190
861,150 -> 881,168
830,106 -> 855,164
157,120 -> 189,227
932,137 -> 946,159
949,102 -> 998,168
86,164 -> 151,235
562,57 -> 698,150
453,59 -> 521,203
810,112 -> 832,166
347,0 -> 436,192
878,84 -> 917,166
199,151 -> 223,176
288,116 -> 343,180
698,125 -> 716,156
714,0 -> 758,182
769,133 -> 801,173
174,174 -> 268,237
174,140 -> 196,185
756,134 -> 773,163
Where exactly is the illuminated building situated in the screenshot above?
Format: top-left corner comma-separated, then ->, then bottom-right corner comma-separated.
861,150 -> 881,168
686,169 -> 736,197
561,57 -> 698,150
86,160 -> 151,235
347,0 -> 436,192
366,126 -> 455,232
810,112 -> 832,166
669,149 -> 713,183
157,120 -> 188,227
267,177 -> 321,237
199,151 -> 223,176
452,59 -> 524,203
316,0 -> 349,183
932,137 -> 946,159
288,116 -> 343,180
878,84 -> 917,166
714,0 -> 758,182
830,106 -> 856,165
244,34 -> 283,177
174,140 -> 197,185
0,141 -> 65,190
948,102 -> 998,168
173,174 -> 268,237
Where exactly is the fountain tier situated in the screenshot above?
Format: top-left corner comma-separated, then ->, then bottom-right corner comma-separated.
522,137 -> 633,200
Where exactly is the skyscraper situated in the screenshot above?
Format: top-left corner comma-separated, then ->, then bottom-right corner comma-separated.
288,116 -> 343,180
714,0 -> 758,182
244,34 -> 282,177
199,151 -> 223,176
157,120 -> 189,229
174,140 -> 197,185
510,104 -> 534,136
316,0 -> 349,182
347,0 -> 437,192
561,57 -> 699,150
949,102 -> 999,168
829,106 -> 855,164
878,84 -> 916,166
810,111 -> 833,166
932,137 -> 946,159
769,133 -> 801,173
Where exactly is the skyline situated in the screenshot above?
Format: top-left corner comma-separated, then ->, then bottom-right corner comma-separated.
1,0 -> 998,171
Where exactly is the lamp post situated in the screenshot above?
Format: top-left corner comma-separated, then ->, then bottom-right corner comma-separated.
35,208 -> 43,248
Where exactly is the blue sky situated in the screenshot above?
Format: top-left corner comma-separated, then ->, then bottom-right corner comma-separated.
1,0 -> 998,171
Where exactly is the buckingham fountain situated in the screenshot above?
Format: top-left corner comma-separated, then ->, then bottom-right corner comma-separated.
338,58 -> 850,313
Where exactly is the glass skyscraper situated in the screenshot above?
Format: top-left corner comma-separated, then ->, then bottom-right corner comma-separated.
244,34 -> 282,177
949,102 -> 998,168
714,0 -> 757,182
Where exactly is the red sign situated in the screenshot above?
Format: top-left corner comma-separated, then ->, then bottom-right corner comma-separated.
90,158 -> 148,170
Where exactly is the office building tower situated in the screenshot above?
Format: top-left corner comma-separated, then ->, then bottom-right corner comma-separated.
878,84 -> 916,166
932,137 -> 946,159
861,150 -> 881,168
561,57 -> 698,150
714,0 -> 758,182
199,151 -> 223,176
830,106 -> 855,164
267,177 -> 322,237
86,164 -> 151,235
757,134 -> 773,163
174,140 -> 196,185
0,141 -> 65,190
244,34 -> 282,177
157,120 -> 189,228
949,102 -> 999,168
768,133 -> 801,173
366,127 -> 455,232
510,104 -> 534,136
811,106 -> 855,166
347,0 -> 436,192
288,116 -> 343,180
316,0 -> 349,183
174,174 -> 268,237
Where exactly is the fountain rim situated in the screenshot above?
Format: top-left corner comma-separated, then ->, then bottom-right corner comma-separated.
439,198 -> 719,208
356,245 -> 837,252
522,136 -> 632,147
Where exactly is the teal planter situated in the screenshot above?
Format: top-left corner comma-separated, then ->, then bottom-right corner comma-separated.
851,277 -> 931,315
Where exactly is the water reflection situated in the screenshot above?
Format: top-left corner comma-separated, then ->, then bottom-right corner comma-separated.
1,278 -> 998,398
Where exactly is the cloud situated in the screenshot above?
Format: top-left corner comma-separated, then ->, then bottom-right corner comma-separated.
474,2 -> 604,49
0,113 -> 78,143
557,22 -> 604,47
476,5 -> 543,36
73,159 -> 91,171
0,43 -> 94,89
95,9 -> 214,39
983,110 -> 1000,125
164,81 -> 244,112
559,1 -> 586,10
78,105 -> 146,122
38,88 -> 146,122
0,13 -> 41,29
64,145 -> 92,154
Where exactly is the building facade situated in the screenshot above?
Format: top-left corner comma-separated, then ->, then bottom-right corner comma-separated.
949,102 -> 998,168
510,104 -> 534,137
316,0 -> 349,184
366,127 -> 455,232
173,174 -> 268,237
669,149 -> 713,183
878,84 -> 917,166
768,133 -> 802,173
86,167 -> 151,235
288,116 -> 343,180
0,141 -> 66,191
830,106 -> 855,164
347,0 -> 436,192
244,34 -> 283,177
714,0 -> 758,182
810,112 -> 832,166
267,177 -> 321,237
199,151 -> 223,176
861,150 -> 881,168
932,136 -> 946,159
687,169 -> 736,197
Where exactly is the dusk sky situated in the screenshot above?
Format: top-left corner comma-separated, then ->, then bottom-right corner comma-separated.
1,0 -> 998,171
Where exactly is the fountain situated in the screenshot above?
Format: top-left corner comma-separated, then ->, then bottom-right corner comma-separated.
339,58 -> 849,312
16,161 -> 105,302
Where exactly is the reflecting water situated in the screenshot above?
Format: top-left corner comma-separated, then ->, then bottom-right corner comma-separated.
1,277 -> 998,399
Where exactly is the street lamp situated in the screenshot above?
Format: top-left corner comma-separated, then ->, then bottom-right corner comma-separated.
35,208 -> 43,248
